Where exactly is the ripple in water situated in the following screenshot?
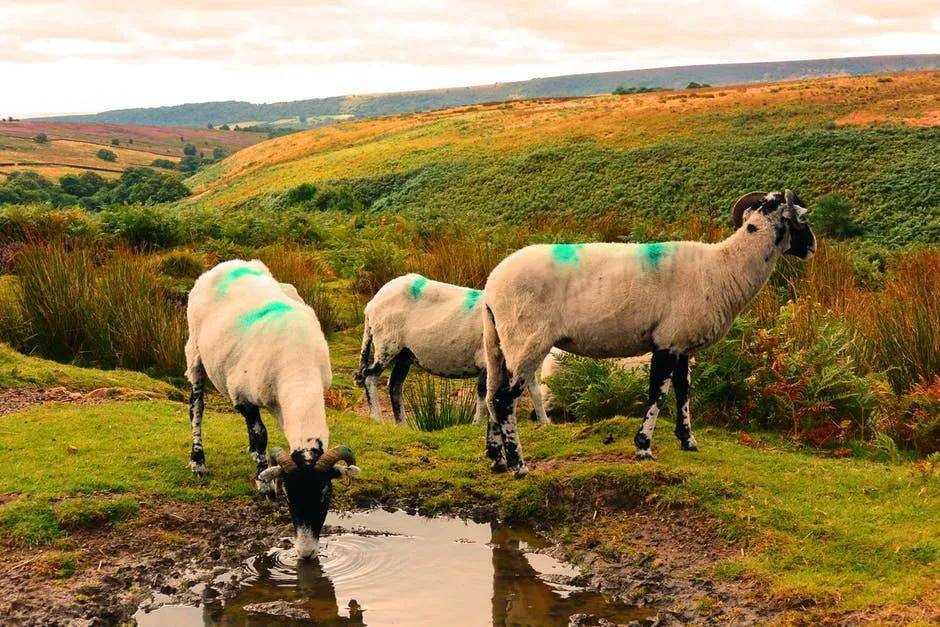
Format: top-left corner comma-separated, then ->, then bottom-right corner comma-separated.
136,509 -> 652,626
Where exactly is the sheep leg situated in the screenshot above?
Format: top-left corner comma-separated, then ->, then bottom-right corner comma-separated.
188,362 -> 207,476
474,370 -> 489,425
526,378 -> 551,424
363,372 -> 383,421
388,352 -> 413,425
671,354 -> 698,451
237,403 -> 275,499
356,321 -> 384,421
634,349 -> 677,460
489,359 -> 527,476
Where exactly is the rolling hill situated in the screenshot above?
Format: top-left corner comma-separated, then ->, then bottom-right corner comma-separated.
38,54 -> 940,129
176,70 -> 940,246
0,121 -> 265,179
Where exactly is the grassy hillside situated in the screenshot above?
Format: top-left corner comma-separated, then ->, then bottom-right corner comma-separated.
0,121 -> 264,179
180,71 -> 940,246
39,55 -> 940,129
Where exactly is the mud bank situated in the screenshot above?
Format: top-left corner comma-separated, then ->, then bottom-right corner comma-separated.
0,494 -> 784,626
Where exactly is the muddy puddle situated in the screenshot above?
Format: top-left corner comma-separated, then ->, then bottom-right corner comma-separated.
134,509 -> 652,626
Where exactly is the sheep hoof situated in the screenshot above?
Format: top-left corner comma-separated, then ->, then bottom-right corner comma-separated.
490,459 -> 509,474
634,449 -> 656,461
512,465 -> 529,479
189,461 -> 208,476
681,442 -> 699,452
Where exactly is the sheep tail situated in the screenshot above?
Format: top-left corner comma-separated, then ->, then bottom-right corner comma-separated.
354,317 -> 374,387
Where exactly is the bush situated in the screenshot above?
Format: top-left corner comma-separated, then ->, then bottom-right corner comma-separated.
183,144 -> 197,156
404,374 -> 476,431
3,242 -> 186,376
59,172 -> 109,198
351,238 -> 408,294
94,167 -> 190,207
0,204 -> 99,244
543,354 -> 648,422
156,249 -> 205,279
34,133 -> 48,144
814,193 -> 864,239
110,138 -> 120,146
96,149 -> 117,162
99,205 -> 182,249
212,147 -> 228,160
150,159 -> 177,170
285,182 -> 318,205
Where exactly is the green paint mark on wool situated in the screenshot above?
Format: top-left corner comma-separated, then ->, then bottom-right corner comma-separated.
238,300 -> 295,331
637,242 -> 672,270
409,276 -> 428,299
464,289 -> 483,312
551,243 -> 585,266
217,266 -> 266,297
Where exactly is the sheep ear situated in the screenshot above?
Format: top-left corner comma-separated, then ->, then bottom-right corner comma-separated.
731,192 -> 767,228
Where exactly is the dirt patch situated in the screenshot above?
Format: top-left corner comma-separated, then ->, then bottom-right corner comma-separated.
905,109 -> 940,127
0,499 -> 287,626
0,386 -> 160,417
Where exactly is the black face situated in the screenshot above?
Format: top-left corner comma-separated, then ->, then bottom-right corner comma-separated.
784,221 -> 816,259
749,191 -> 816,260
283,465 -> 333,543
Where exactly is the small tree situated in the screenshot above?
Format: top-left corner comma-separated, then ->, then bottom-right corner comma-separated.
97,148 -> 118,162
183,144 -> 197,156
814,193 -> 864,239
212,147 -> 228,160
207,122 -> 214,129
220,123 -> 230,130
34,133 -> 48,143
111,138 -> 120,146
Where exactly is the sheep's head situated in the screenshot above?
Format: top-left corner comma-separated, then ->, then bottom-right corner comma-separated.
732,190 -> 816,260
258,445 -> 360,559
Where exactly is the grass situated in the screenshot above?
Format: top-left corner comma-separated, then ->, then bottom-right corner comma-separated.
404,374 -> 477,431
0,395 -> 935,617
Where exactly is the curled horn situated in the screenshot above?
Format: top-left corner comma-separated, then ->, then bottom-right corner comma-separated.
257,447 -> 296,482
731,191 -> 768,228
314,445 -> 356,472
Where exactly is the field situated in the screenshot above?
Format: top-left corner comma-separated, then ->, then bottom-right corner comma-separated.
0,330 -> 937,623
0,70 -> 937,624
181,70 -> 940,246
0,121 -> 265,179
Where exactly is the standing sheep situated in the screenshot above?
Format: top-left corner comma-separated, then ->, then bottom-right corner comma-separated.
355,274 -> 550,425
186,259 -> 359,559
483,190 -> 816,476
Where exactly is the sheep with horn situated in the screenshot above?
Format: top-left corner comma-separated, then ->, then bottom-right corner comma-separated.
186,259 -> 359,559
481,190 -> 816,476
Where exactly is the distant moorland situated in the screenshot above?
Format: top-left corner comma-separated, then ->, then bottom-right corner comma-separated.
36,54 -> 940,129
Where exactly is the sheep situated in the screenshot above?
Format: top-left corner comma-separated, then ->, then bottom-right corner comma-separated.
186,259 -> 359,559
355,273 -> 550,425
482,190 -> 816,476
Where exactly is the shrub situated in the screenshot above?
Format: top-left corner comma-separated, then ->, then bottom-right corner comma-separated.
285,182 -> 319,206
212,147 -> 228,160
156,249 -> 205,279
150,159 -> 177,170
888,378 -> 940,455
110,138 -> 119,146
851,249 -> 939,394
183,144 -> 197,156
0,204 -> 99,244
813,193 -> 863,239
543,353 -> 648,422
404,374 -> 476,431
99,205 -> 182,249
96,148 -> 117,162
351,238 -> 408,294
59,172 -> 109,198
4,242 -> 186,376
96,167 -> 190,206
34,133 -> 48,143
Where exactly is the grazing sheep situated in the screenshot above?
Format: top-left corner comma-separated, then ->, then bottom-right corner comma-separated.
355,274 -> 549,425
483,190 -> 816,475
186,259 -> 359,559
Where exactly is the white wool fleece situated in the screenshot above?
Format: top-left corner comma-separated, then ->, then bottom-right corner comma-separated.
186,259 -> 332,451
365,274 -> 487,377
484,221 -> 784,383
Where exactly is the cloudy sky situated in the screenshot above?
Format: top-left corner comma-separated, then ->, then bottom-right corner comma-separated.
2,0 -> 938,117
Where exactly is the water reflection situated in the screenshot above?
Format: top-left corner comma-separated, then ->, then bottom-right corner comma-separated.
136,510 -> 650,626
